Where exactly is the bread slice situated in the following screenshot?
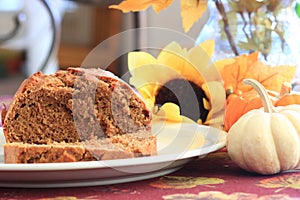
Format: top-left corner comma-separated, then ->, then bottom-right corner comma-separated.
4,133 -> 156,163
2,67 -> 156,163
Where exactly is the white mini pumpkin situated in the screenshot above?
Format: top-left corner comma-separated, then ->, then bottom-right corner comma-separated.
227,79 -> 300,175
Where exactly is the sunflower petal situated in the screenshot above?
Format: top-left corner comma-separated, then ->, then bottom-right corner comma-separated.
157,41 -> 187,74
128,52 -> 158,73
129,63 -> 181,108
190,39 -> 214,58
157,41 -> 217,88
202,81 -> 226,114
129,64 -> 180,87
203,98 -> 211,110
154,103 -> 195,123
156,103 -> 182,121
138,86 -> 157,108
204,110 -> 225,129
184,40 -> 215,85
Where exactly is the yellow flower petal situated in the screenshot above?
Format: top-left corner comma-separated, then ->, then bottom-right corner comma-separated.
154,103 -> 195,124
204,111 -> 225,129
196,39 -> 214,58
202,81 -> 225,129
129,64 -> 180,88
186,40 -> 216,86
203,98 -> 211,110
138,86 -> 157,108
128,52 -> 158,73
157,40 -> 218,88
188,42 -> 212,68
157,41 -> 187,74
139,84 -> 160,99
129,64 -> 181,108
202,81 -> 226,113
157,103 -> 182,121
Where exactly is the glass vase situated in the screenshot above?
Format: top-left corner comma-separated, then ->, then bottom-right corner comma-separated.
196,0 -> 300,90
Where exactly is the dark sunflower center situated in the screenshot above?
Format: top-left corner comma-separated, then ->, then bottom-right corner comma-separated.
154,78 -> 209,122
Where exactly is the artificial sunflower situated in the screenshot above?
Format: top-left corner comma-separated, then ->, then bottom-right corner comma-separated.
128,40 -> 226,127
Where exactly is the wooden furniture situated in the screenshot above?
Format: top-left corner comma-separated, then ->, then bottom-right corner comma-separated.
58,6 -> 123,75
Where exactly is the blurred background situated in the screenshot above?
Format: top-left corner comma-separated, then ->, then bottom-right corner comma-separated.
0,0 -> 206,96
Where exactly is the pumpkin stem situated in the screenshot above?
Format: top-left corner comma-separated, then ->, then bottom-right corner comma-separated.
243,79 -> 275,113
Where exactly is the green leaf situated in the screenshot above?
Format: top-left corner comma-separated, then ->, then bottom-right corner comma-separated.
295,2 -> 300,19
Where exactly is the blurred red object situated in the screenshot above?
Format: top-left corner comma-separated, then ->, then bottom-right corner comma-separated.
0,95 -> 13,127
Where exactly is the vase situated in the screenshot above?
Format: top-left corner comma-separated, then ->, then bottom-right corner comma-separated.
196,0 -> 300,89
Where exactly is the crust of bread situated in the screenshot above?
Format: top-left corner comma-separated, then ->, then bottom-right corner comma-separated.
4,142 -> 134,163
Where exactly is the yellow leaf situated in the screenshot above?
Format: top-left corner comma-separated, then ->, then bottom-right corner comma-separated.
180,0 -> 208,32
234,0 -> 265,13
150,176 -> 224,189
109,0 -> 174,13
257,173 -> 300,190
248,62 -> 296,92
163,191 -> 291,200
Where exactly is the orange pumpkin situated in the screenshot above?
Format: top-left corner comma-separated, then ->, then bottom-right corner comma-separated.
275,93 -> 300,106
224,82 -> 300,131
224,92 -> 263,131
274,82 -> 300,106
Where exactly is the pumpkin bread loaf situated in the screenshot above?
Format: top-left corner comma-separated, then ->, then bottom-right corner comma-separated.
1,67 -> 156,163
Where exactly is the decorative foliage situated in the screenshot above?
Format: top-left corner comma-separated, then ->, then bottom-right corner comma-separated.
110,0 -> 294,58
217,52 -> 296,96
109,0 -> 173,13
163,191 -> 291,200
257,173 -> 300,190
150,176 -> 224,189
180,0 -> 208,32
109,0 -> 208,32
296,2 -> 300,18
216,0 -> 294,58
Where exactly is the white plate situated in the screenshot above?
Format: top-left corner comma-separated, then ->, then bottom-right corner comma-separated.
0,122 -> 226,188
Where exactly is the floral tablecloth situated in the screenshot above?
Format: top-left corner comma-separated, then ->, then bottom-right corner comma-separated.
0,149 -> 299,200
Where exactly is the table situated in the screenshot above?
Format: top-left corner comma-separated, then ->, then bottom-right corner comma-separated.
0,95 -> 299,199
0,148 -> 299,199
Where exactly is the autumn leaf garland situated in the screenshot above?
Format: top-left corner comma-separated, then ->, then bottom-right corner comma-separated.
109,0 -> 173,13
109,0 -> 208,32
